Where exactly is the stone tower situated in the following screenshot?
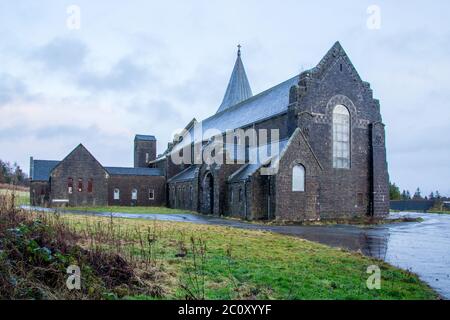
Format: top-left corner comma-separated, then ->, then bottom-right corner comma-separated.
134,134 -> 156,168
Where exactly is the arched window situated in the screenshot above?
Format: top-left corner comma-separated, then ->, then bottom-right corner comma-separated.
114,188 -> 120,200
87,178 -> 93,193
131,189 -> 138,200
333,105 -> 350,169
292,164 -> 305,192
77,178 -> 83,192
67,177 -> 73,194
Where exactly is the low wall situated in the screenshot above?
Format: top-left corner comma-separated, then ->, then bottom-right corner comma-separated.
390,200 -> 435,212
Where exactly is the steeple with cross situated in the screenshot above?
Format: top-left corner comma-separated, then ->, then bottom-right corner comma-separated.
216,44 -> 253,113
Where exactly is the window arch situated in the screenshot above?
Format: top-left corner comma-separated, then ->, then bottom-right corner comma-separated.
333,105 -> 350,169
114,188 -> 120,200
131,188 -> 138,200
87,178 -> 93,193
292,164 -> 305,192
67,177 -> 73,194
77,178 -> 83,192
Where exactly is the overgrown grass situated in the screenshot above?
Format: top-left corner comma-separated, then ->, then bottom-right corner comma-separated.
0,188 -> 29,206
60,216 -> 438,300
0,193 -> 168,299
65,206 -> 195,215
1,192 -> 439,300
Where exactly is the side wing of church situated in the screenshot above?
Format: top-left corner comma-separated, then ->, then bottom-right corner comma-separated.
29,41 -> 389,221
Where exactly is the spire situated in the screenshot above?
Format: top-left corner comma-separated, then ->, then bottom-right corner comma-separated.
216,45 -> 253,113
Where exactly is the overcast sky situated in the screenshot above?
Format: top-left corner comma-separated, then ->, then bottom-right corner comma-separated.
0,0 -> 449,196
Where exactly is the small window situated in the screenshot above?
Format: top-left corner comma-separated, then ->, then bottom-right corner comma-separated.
292,164 -> 305,192
145,153 -> 149,163
114,188 -> 120,200
131,188 -> 138,200
190,186 -> 193,201
149,189 -> 155,200
87,178 -> 93,193
77,178 -> 83,192
68,177 -> 73,194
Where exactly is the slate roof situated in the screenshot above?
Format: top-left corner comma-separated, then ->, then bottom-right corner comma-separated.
167,165 -> 199,183
217,48 -> 253,113
205,75 -> 298,135
135,134 -> 156,141
31,160 -> 59,181
172,75 -> 299,153
228,138 -> 289,183
105,167 -> 163,176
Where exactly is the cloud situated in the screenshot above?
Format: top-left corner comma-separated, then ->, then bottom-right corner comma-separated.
77,57 -> 151,92
31,37 -> 88,72
0,73 -> 28,105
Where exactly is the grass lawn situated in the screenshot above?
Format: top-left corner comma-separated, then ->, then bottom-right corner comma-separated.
0,188 -> 29,206
66,205 -> 195,214
60,213 -> 437,300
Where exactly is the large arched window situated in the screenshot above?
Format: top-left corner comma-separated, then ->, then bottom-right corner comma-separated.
333,105 -> 350,169
292,164 -> 305,192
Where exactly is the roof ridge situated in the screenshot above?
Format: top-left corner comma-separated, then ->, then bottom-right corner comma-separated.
208,74 -> 299,120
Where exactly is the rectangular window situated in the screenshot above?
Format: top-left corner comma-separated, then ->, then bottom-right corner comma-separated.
68,177 -> 73,194
145,153 -> 149,163
77,178 -> 83,192
149,189 -> 155,200
87,178 -> 93,193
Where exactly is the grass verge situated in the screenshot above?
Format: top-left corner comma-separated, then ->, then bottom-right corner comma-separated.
0,192 -> 439,300
65,206 -> 195,215
0,188 -> 29,206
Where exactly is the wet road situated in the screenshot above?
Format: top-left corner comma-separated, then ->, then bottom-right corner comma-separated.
24,206 -> 450,299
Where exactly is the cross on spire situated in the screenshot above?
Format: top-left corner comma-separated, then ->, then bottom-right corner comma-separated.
237,44 -> 241,56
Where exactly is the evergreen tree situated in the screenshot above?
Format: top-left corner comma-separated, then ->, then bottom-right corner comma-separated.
389,182 -> 401,200
401,190 -> 408,200
413,188 -> 422,200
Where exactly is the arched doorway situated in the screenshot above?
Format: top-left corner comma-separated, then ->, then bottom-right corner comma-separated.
202,172 -> 214,214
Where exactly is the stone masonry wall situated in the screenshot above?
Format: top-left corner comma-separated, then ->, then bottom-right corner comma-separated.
108,175 -> 166,206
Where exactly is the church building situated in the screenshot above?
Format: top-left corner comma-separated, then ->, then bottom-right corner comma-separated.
30,41 -> 389,221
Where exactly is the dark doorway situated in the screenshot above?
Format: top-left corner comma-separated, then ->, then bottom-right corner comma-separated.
203,172 -> 214,215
